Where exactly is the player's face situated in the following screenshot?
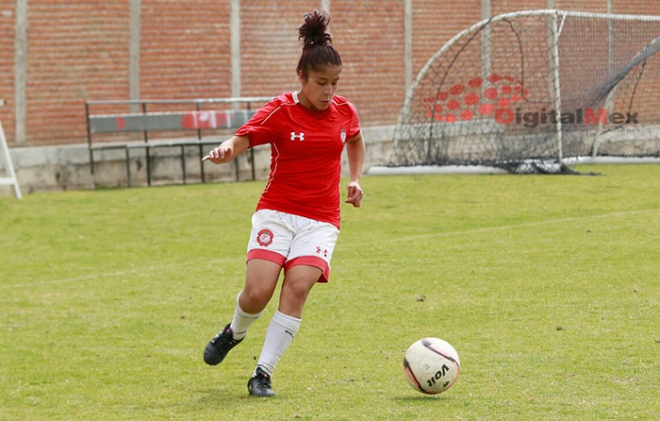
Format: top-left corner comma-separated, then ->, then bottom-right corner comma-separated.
298,65 -> 342,111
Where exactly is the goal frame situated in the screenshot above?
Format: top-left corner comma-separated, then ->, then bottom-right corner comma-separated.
0,117 -> 21,199
394,9 -> 660,171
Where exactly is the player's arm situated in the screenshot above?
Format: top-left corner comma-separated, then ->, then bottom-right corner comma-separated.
202,135 -> 250,164
345,132 -> 365,207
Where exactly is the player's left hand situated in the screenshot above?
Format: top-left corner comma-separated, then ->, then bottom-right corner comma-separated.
345,181 -> 364,207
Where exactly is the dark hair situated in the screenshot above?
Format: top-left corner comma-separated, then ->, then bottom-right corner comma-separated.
296,9 -> 342,78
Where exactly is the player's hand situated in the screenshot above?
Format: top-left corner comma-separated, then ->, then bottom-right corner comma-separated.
202,144 -> 233,164
345,181 -> 364,207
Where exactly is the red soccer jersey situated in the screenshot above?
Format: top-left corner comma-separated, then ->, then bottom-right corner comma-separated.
235,91 -> 361,229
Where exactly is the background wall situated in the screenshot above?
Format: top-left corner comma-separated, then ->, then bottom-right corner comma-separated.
3,0 -> 659,147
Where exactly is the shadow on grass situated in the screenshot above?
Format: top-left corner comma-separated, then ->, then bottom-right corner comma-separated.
392,394 -> 455,403
195,385 -> 284,406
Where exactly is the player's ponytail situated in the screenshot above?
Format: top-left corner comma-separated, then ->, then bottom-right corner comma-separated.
297,9 -> 342,78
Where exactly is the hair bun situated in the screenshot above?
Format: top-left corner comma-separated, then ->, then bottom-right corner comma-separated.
299,9 -> 332,50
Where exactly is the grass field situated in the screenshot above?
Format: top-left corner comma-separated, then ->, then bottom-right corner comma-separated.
1,164 -> 659,421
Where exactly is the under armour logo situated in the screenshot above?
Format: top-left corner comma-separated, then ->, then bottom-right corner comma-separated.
316,246 -> 328,257
290,132 -> 305,141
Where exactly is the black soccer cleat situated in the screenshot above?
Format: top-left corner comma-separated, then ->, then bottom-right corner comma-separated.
203,324 -> 243,366
247,367 -> 276,397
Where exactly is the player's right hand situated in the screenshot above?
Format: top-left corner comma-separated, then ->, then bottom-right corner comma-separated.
202,145 -> 233,164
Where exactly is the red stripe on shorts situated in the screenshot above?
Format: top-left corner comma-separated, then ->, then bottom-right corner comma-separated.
285,256 -> 330,283
247,249 -> 287,266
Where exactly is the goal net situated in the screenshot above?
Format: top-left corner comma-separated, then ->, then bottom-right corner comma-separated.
390,10 -> 660,173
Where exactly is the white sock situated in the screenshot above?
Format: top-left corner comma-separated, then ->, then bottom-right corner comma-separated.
255,310 -> 301,376
229,293 -> 262,340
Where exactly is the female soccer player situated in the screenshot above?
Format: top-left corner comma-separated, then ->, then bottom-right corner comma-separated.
201,9 -> 365,397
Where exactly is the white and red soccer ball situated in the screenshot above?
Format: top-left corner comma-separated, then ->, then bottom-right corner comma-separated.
403,337 -> 460,395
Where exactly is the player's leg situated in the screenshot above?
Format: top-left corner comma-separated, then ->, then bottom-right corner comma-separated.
248,265 -> 321,397
278,264 -> 323,318
204,259 -> 281,366
261,265 -> 322,370
204,209 -> 291,366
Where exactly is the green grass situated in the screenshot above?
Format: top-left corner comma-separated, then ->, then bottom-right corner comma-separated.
1,164 -> 659,421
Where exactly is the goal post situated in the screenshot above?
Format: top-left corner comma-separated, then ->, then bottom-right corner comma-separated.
0,113 -> 22,199
0,105 -> 22,199
390,10 -> 660,173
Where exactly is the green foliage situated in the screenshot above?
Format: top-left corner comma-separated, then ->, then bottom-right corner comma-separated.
1,165 -> 659,420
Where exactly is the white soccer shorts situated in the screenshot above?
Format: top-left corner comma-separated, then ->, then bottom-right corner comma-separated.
246,209 -> 340,283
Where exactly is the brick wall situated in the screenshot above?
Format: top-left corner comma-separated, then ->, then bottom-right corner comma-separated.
411,0 -> 482,100
0,3 -> 16,143
613,0 -> 660,15
239,1 -> 305,98
24,2 -> 131,146
330,0 -> 406,126
140,0 -> 232,99
492,0 -> 547,15
1,0 -> 660,147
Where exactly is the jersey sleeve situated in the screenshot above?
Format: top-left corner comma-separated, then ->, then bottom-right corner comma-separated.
346,101 -> 361,139
333,95 -> 361,139
235,95 -> 285,148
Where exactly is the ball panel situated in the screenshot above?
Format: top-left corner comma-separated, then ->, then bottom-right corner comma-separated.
421,337 -> 460,366
402,357 -> 425,393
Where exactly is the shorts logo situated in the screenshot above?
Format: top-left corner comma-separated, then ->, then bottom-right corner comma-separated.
316,246 -> 328,257
257,229 -> 274,247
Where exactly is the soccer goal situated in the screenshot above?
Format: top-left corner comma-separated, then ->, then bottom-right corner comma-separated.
0,114 -> 21,199
389,10 -> 660,174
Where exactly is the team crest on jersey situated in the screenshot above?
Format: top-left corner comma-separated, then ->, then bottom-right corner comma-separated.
340,128 -> 347,143
257,229 -> 274,247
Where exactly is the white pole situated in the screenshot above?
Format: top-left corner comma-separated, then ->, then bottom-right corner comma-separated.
481,0 -> 491,80
550,11 -> 563,164
0,117 -> 22,199
592,1 -> 614,157
14,0 -> 28,146
129,0 -> 141,113
404,0 -> 412,94
230,0 -> 241,105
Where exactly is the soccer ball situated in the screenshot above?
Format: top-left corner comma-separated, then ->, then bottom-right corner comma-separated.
402,337 -> 460,395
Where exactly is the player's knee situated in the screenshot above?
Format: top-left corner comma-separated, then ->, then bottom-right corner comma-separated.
241,285 -> 274,310
283,282 -> 310,303
281,277 -> 316,308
